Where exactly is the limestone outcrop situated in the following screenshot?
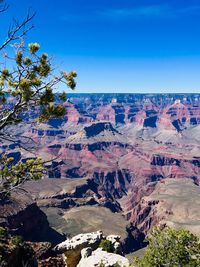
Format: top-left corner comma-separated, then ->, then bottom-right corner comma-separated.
55,231 -> 103,252
54,231 -> 131,267
77,248 -> 129,267
54,231 -> 103,267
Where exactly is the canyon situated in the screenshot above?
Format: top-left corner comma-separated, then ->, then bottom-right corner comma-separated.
0,93 -> 200,262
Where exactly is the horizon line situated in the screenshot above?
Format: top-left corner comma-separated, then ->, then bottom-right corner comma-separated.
68,92 -> 200,95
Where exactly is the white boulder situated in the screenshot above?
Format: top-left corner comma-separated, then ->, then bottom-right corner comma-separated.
106,235 -> 121,243
81,247 -> 92,258
54,230 -> 103,252
77,248 -> 130,267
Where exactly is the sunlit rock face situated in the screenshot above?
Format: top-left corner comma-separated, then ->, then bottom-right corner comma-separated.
77,248 -> 129,267
64,101 -> 92,124
159,99 -> 200,131
55,231 -> 130,267
122,178 -> 200,237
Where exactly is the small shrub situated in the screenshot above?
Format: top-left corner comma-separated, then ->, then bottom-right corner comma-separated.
99,239 -> 114,253
135,227 -> 200,267
0,227 -> 37,266
0,227 -> 7,239
10,235 -> 24,246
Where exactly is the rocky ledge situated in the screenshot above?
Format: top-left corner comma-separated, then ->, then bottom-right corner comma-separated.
0,191 -> 64,244
55,231 -> 130,267
77,248 -> 129,267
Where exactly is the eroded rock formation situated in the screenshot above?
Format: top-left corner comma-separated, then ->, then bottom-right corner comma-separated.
1,93 -> 200,264
77,248 -> 129,267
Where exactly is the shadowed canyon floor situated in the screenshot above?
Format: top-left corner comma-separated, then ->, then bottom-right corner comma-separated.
42,206 -> 127,239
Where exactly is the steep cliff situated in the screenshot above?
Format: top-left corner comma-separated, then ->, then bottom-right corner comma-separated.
0,191 -> 64,244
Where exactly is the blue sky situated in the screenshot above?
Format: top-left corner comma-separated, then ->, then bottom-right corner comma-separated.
1,0 -> 200,93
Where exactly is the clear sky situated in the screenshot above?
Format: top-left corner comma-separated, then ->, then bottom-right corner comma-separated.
1,0 -> 200,93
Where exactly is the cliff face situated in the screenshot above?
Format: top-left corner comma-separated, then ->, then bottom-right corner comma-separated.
125,178 -> 200,237
22,177 -> 122,213
0,192 -> 64,244
64,101 -> 92,124
3,118 -> 200,236
1,93 -> 200,253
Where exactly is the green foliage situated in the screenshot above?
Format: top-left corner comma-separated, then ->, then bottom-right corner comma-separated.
40,87 -> 55,105
99,239 -> 114,253
59,91 -> 67,102
0,227 -> 8,239
28,42 -> 40,54
135,227 -> 200,267
0,227 -> 37,267
39,103 -> 66,122
63,71 -> 77,89
113,263 -> 124,267
1,68 -> 9,79
0,40 -> 77,198
23,56 -> 32,65
16,51 -> 23,65
0,156 -> 44,200
0,42 -> 77,124
10,235 -> 24,246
